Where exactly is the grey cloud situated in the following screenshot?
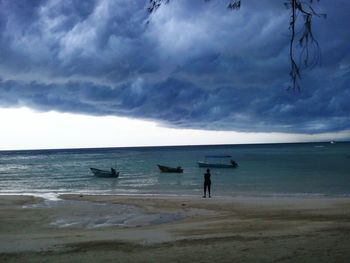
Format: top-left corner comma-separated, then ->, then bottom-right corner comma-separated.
0,0 -> 349,134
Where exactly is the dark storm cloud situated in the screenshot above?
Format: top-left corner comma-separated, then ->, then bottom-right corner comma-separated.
0,0 -> 349,133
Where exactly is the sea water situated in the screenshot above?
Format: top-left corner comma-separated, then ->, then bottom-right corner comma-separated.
0,142 -> 349,198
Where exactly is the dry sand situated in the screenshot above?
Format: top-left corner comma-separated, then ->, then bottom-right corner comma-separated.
1,194 -> 350,262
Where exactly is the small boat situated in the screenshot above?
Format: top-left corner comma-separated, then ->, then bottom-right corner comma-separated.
90,167 -> 119,178
197,155 -> 238,168
157,164 -> 184,173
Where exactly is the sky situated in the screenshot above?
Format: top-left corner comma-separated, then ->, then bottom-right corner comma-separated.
0,0 -> 349,150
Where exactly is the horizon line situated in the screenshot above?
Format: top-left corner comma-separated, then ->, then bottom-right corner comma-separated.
0,140 -> 347,153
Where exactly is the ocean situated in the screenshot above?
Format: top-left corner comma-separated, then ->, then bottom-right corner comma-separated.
0,142 -> 349,199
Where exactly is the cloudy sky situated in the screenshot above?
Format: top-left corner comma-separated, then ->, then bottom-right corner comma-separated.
0,0 -> 349,150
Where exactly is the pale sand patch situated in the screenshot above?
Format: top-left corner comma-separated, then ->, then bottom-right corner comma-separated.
1,194 -> 350,262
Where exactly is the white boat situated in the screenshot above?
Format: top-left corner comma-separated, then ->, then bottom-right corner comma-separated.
197,155 -> 238,168
90,167 -> 119,178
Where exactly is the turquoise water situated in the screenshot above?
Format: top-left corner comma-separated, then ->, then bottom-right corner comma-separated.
0,142 -> 349,198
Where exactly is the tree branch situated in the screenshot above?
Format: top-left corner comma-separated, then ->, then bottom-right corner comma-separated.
286,0 -> 325,90
147,0 -> 325,90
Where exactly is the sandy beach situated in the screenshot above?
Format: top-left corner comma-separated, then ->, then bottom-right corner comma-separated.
1,194 -> 350,262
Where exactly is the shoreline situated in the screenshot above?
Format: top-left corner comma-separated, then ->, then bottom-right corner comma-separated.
1,194 -> 350,262
2,191 -> 350,201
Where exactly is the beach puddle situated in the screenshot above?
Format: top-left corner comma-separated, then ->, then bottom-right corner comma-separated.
23,199 -> 183,229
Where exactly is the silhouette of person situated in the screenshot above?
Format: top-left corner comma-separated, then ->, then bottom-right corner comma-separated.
230,159 -> 238,167
203,168 -> 211,198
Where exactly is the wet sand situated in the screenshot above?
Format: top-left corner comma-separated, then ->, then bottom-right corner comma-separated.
1,194 -> 350,262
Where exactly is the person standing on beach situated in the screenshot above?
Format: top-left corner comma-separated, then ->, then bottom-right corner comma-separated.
203,168 -> 211,198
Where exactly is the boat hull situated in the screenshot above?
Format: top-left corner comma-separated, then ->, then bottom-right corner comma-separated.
157,165 -> 183,173
90,168 -> 119,178
197,162 -> 238,168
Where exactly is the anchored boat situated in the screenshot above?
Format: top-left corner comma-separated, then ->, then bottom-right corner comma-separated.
157,164 -> 184,173
90,167 -> 119,178
197,155 -> 238,168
